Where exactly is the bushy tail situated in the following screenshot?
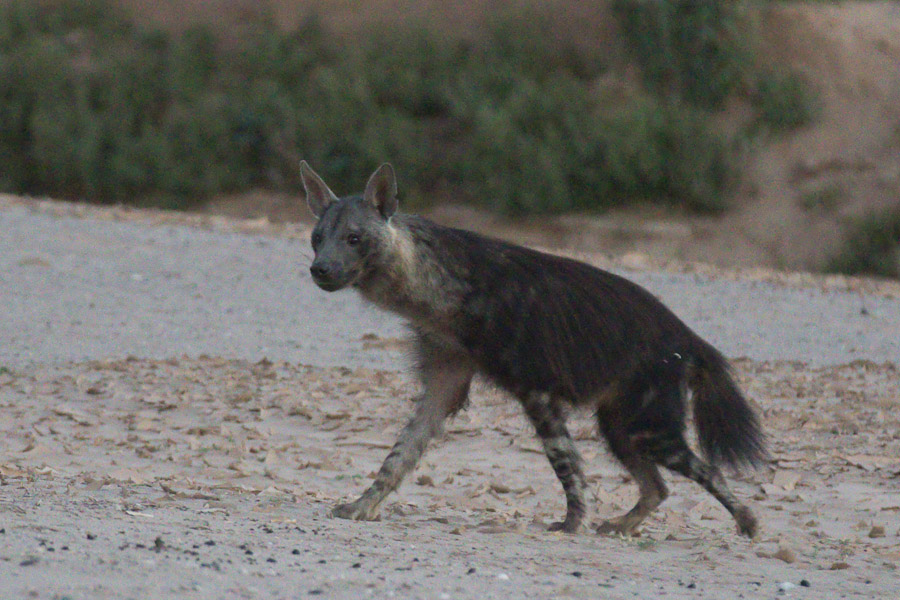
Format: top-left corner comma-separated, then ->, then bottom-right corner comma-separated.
692,346 -> 767,470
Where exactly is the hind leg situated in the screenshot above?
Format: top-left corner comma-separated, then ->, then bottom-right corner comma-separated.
595,457 -> 668,536
521,392 -> 587,533
660,448 -> 758,538
596,419 -> 669,536
598,356 -> 757,537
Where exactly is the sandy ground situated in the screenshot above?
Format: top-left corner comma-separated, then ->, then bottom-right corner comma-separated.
1,197 -> 899,599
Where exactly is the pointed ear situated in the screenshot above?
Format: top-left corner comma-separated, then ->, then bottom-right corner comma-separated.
363,163 -> 398,219
299,161 -> 339,219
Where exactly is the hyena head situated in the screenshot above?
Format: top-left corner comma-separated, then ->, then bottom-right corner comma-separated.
300,161 -> 399,292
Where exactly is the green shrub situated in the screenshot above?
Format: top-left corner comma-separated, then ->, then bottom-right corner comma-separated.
0,0 -> 740,214
826,210 -> 900,279
456,89 -> 739,214
798,183 -> 843,212
612,0 -> 750,108
753,70 -> 818,131
0,3 -> 324,204
595,99 -> 737,213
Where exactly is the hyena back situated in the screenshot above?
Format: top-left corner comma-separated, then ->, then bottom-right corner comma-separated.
300,161 -> 767,537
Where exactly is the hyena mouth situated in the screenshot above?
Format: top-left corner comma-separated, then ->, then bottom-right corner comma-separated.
312,269 -> 362,292
312,277 -> 346,292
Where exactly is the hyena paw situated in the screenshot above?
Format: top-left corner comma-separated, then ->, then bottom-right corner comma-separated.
548,518 -> 582,534
734,506 -> 758,539
595,519 -> 638,537
332,499 -> 379,521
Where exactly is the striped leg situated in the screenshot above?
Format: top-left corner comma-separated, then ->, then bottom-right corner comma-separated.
661,449 -> 758,538
521,392 -> 587,533
595,358 -> 684,535
599,408 -> 757,537
595,456 -> 668,536
596,417 -> 669,536
595,356 -> 758,537
332,352 -> 473,521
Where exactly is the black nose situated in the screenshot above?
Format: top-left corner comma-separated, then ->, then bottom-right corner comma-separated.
310,264 -> 329,279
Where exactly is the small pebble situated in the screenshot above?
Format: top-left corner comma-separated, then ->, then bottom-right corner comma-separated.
779,581 -> 796,593
868,525 -> 885,538
497,573 -> 510,581
800,579 -> 811,587
571,571 -> 583,578
830,561 -> 850,570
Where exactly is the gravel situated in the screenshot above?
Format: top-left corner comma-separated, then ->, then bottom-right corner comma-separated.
2,201 -> 898,370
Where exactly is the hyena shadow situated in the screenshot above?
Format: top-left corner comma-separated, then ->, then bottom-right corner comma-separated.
300,161 -> 766,538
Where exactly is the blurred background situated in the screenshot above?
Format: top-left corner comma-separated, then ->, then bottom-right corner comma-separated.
1,0 -> 898,277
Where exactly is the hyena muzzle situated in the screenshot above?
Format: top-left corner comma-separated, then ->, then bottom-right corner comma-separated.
300,161 -> 767,538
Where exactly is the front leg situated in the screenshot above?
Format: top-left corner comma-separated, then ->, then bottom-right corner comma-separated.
333,344 -> 473,521
331,403 -> 441,521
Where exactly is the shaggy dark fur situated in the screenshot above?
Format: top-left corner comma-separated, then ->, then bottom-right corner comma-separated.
301,161 -> 766,537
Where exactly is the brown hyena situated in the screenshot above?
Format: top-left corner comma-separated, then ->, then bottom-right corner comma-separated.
300,161 -> 766,537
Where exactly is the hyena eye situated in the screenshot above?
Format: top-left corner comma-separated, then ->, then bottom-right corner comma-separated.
311,232 -> 322,248
347,233 -> 361,246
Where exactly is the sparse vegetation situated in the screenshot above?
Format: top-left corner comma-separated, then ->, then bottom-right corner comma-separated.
752,70 -> 818,131
826,209 -> 900,278
799,183 -> 844,212
613,1 -> 819,129
0,0 -> 813,215
612,0 -> 751,109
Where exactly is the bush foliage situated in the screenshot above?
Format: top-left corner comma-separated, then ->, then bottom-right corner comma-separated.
751,70 -> 818,131
1,0 -> 801,214
826,210 -> 900,279
612,0 -> 750,108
